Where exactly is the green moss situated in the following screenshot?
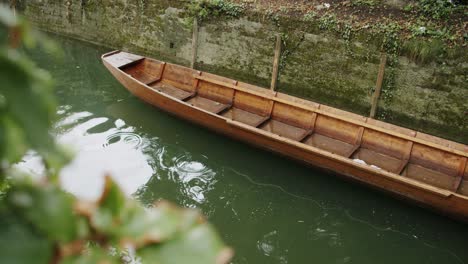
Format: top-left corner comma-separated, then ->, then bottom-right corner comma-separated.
198,63 -> 270,88
351,0 -> 382,7
401,39 -> 446,64
278,79 -> 371,116
378,108 -> 467,144
184,0 -> 244,26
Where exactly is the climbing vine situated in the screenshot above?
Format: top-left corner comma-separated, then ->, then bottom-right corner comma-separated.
278,32 -> 305,73
341,23 -> 354,57
374,22 -> 401,120
185,0 -> 244,26
318,14 -> 337,31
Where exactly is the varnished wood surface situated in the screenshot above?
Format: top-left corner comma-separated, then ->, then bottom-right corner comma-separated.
102,50 -> 468,222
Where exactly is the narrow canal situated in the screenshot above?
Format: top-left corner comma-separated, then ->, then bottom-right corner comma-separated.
24,33 -> 468,264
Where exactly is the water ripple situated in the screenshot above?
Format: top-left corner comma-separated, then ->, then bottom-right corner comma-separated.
166,154 -> 217,205
104,132 -> 143,149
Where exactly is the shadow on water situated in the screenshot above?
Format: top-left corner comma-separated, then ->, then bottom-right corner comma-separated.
24,32 -> 468,264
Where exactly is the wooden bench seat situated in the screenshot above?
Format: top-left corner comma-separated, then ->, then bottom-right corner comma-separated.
222,108 -> 268,127
186,96 -> 230,114
260,119 -> 308,141
352,147 -> 403,173
459,180 -> 468,195
151,83 -> 193,101
304,133 -> 355,158
403,164 -> 455,190
104,51 -> 143,68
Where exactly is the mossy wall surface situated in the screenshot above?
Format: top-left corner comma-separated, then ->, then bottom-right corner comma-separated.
19,0 -> 467,143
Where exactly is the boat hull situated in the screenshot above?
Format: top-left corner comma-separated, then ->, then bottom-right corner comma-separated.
103,52 -> 468,222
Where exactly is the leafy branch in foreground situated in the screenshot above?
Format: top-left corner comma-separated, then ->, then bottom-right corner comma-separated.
1,175 -> 232,264
0,4 -> 232,264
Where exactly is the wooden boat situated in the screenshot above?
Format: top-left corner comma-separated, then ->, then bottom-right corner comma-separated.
102,50 -> 468,221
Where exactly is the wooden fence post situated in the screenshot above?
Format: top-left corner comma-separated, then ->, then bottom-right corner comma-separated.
270,34 -> 282,91
369,53 -> 387,118
191,18 -> 199,69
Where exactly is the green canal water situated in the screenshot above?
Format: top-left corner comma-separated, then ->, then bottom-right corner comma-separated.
23,34 -> 468,264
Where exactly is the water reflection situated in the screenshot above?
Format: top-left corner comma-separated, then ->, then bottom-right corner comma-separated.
56,108 -> 153,201
13,106 -> 155,202
14,151 -> 46,180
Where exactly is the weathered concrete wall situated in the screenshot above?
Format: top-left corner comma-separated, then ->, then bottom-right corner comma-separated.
17,0 -> 467,143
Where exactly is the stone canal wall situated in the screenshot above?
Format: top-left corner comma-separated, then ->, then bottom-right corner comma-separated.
14,0 -> 467,143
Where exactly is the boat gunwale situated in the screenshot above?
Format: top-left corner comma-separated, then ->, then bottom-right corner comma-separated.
102,51 -> 468,201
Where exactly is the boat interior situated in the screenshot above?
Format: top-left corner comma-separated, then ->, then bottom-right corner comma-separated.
109,51 -> 468,196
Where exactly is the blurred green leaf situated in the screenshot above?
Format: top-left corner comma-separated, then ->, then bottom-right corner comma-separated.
0,47 -> 69,173
116,201 -> 199,247
0,50 -> 55,148
91,177 -> 197,245
0,212 -> 53,264
89,177 -> 232,264
60,246 -> 120,264
0,114 -> 27,164
138,223 -> 232,264
90,175 -> 127,232
7,181 -> 81,243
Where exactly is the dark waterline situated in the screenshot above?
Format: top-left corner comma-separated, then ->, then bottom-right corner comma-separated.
26,33 -> 468,264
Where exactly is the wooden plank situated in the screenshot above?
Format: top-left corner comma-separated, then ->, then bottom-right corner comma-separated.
181,92 -> 197,101
159,62 -> 167,79
193,74 -> 467,158
146,63 -> 167,85
191,18 -> 199,69
369,53 -> 387,118
193,71 -> 202,92
270,34 -> 282,91
104,52 -> 144,68
231,81 -> 238,120
102,50 -> 121,58
266,92 -> 277,116
347,127 -> 364,158
397,141 -> 413,175
308,112 -> 318,131
402,141 -> 414,161
146,62 -> 167,86
454,157 -> 467,192
255,116 -> 271,128
231,80 -> 238,105
216,104 -> 232,115
117,58 -> 145,70
255,91 -> 276,127
354,127 -> 365,145
183,71 -> 202,101
300,113 -> 318,142
298,130 -> 314,142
